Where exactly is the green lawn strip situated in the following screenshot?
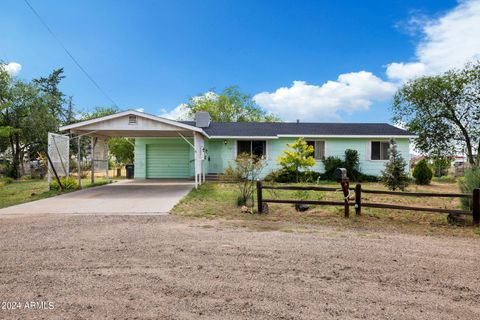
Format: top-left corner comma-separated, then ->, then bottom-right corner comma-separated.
0,178 -> 115,209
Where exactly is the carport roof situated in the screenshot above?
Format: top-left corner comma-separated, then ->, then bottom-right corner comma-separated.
60,110 -> 208,138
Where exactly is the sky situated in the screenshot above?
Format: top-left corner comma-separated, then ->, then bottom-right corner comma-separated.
1,0 -> 480,123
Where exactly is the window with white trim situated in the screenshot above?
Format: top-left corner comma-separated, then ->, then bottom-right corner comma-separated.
237,140 -> 266,158
306,140 -> 325,160
371,141 -> 390,160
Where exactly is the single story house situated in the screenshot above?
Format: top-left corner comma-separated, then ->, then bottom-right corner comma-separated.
60,110 -> 414,185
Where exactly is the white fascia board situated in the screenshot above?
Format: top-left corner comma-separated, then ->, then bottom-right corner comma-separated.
209,136 -> 279,140
60,109 -> 208,137
276,134 -> 418,139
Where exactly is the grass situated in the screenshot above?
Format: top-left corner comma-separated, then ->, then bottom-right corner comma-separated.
172,181 -> 480,237
0,177 -> 115,209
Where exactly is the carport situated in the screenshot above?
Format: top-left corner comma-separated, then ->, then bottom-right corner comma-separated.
59,110 -> 209,188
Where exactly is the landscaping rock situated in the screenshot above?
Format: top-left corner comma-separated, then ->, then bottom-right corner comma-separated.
295,203 -> 310,212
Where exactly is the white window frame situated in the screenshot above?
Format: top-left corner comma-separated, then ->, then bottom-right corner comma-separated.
370,140 -> 390,161
236,140 -> 268,159
306,140 -> 326,160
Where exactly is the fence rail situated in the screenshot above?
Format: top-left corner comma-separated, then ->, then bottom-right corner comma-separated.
256,181 -> 480,225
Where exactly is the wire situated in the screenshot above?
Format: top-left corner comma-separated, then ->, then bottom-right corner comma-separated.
23,0 -> 118,107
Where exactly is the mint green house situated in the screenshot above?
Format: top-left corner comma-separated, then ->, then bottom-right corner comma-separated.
61,110 -> 414,187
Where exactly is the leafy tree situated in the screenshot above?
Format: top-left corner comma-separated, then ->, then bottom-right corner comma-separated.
277,138 -> 316,182
0,66 -> 66,178
185,85 -> 280,122
108,138 -> 134,166
381,139 -> 409,191
430,156 -> 451,177
412,159 -> 433,185
392,62 -> 480,166
78,106 -> 118,121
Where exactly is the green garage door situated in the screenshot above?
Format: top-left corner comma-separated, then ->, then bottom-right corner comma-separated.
146,142 -> 190,178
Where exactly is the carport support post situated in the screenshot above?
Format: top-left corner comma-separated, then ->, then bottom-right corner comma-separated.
77,136 -> 82,189
91,137 -> 97,184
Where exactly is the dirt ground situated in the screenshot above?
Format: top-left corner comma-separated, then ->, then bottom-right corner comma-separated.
1,214 -> 480,319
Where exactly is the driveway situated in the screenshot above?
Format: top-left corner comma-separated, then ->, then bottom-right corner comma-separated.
0,180 -> 194,215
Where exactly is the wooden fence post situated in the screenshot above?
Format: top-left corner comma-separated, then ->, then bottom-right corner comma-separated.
355,183 -> 362,216
473,188 -> 480,226
257,180 -> 263,214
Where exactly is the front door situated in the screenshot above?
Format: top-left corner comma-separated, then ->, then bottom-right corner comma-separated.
208,140 -> 224,173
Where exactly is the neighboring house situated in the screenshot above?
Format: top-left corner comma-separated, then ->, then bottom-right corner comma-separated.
60,110 -> 415,182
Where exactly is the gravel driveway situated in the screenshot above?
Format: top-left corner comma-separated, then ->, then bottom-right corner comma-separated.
0,214 -> 479,319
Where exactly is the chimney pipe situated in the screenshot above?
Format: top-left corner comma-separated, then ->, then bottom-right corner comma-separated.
296,119 -> 300,124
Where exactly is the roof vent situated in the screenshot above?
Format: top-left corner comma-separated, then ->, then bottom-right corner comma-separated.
195,111 -> 211,128
296,119 -> 300,124
128,115 -> 137,124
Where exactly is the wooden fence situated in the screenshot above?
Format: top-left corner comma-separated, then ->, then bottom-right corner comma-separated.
256,181 -> 480,225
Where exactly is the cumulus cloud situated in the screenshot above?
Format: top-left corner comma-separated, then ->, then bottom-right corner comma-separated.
254,72 -> 397,121
135,108 -> 144,113
159,92 -> 217,120
2,62 -> 22,76
159,103 -> 190,120
256,0 -> 480,121
387,0 -> 480,81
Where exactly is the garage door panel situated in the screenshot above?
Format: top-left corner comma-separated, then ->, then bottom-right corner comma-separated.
146,143 -> 190,178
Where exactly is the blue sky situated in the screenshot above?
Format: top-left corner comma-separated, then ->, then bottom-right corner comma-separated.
2,0 -> 479,123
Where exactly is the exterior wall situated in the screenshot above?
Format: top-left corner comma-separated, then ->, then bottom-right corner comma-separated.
134,137 -> 410,179
206,137 -> 411,178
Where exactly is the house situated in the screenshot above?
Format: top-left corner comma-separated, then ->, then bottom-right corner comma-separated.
60,110 -> 414,184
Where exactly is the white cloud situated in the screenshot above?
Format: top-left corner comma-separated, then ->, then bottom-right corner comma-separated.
386,62 -> 427,82
256,1 -> 480,121
159,103 -> 190,120
254,72 -> 397,121
387,0 -> 480,81
159,92 -> 217,120
135,108 -> 144,113
2,62 -> 22,76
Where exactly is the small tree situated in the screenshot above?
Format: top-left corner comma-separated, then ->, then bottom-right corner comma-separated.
381,139 -> 409,191
344,149 -> 360,181
223,153 -> 266,206
430,156 -> 451,177
413,159 -> 433,185
277,138 -> 315,182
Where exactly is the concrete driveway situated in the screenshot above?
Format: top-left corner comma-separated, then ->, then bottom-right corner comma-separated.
0,180 -> 194,215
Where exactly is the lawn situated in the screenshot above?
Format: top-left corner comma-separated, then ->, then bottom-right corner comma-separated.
0,177 -> 115,209
172,180 -> 480,237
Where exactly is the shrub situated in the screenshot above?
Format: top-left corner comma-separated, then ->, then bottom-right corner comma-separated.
430,156 -> 452,177
381,139 -> 409,191
459,167 -> 480,210
322,156 -> 344,179
223,153 -> 266,207
413,159 -> 433,185
344,149 -> 361,181
264,169 -> 320,183
50,176 -> 78,191
0,177 -> 14,187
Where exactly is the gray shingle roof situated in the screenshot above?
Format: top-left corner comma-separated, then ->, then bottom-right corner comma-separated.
181,121 -> 413,137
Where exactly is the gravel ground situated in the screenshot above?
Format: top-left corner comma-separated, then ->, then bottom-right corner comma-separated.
0,214 -> 479,319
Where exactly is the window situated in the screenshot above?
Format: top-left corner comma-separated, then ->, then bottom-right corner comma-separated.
306,140 -> 325,160
237,140 -> 266,158
371,141 -> 390,160
128,115 -> 137,124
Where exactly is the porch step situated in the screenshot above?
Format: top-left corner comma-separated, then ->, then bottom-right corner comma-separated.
205,173 -> 222,181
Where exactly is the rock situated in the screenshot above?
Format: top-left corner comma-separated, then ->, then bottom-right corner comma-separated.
295,203 -> 310,212
447,213 -> 467,225
241,206 -> 252,214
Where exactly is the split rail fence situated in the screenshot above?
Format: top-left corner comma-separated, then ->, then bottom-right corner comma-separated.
256,181 -> 480,225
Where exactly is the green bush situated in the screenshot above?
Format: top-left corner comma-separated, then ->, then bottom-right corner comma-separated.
264,169 -> 320,183
459,167 -> 480,210
50,176 -> 78,191
413,159 -> 433,185
433,175 -> 456,183
344,149 -> 361,181
0,177 -> 14,187
322,156 -> 344,179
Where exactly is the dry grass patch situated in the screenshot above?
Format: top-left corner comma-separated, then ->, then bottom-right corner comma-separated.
172,181 -> 480,237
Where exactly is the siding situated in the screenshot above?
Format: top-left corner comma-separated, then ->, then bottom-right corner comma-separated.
206,137 -> 410,178
135,137 -> 411,179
